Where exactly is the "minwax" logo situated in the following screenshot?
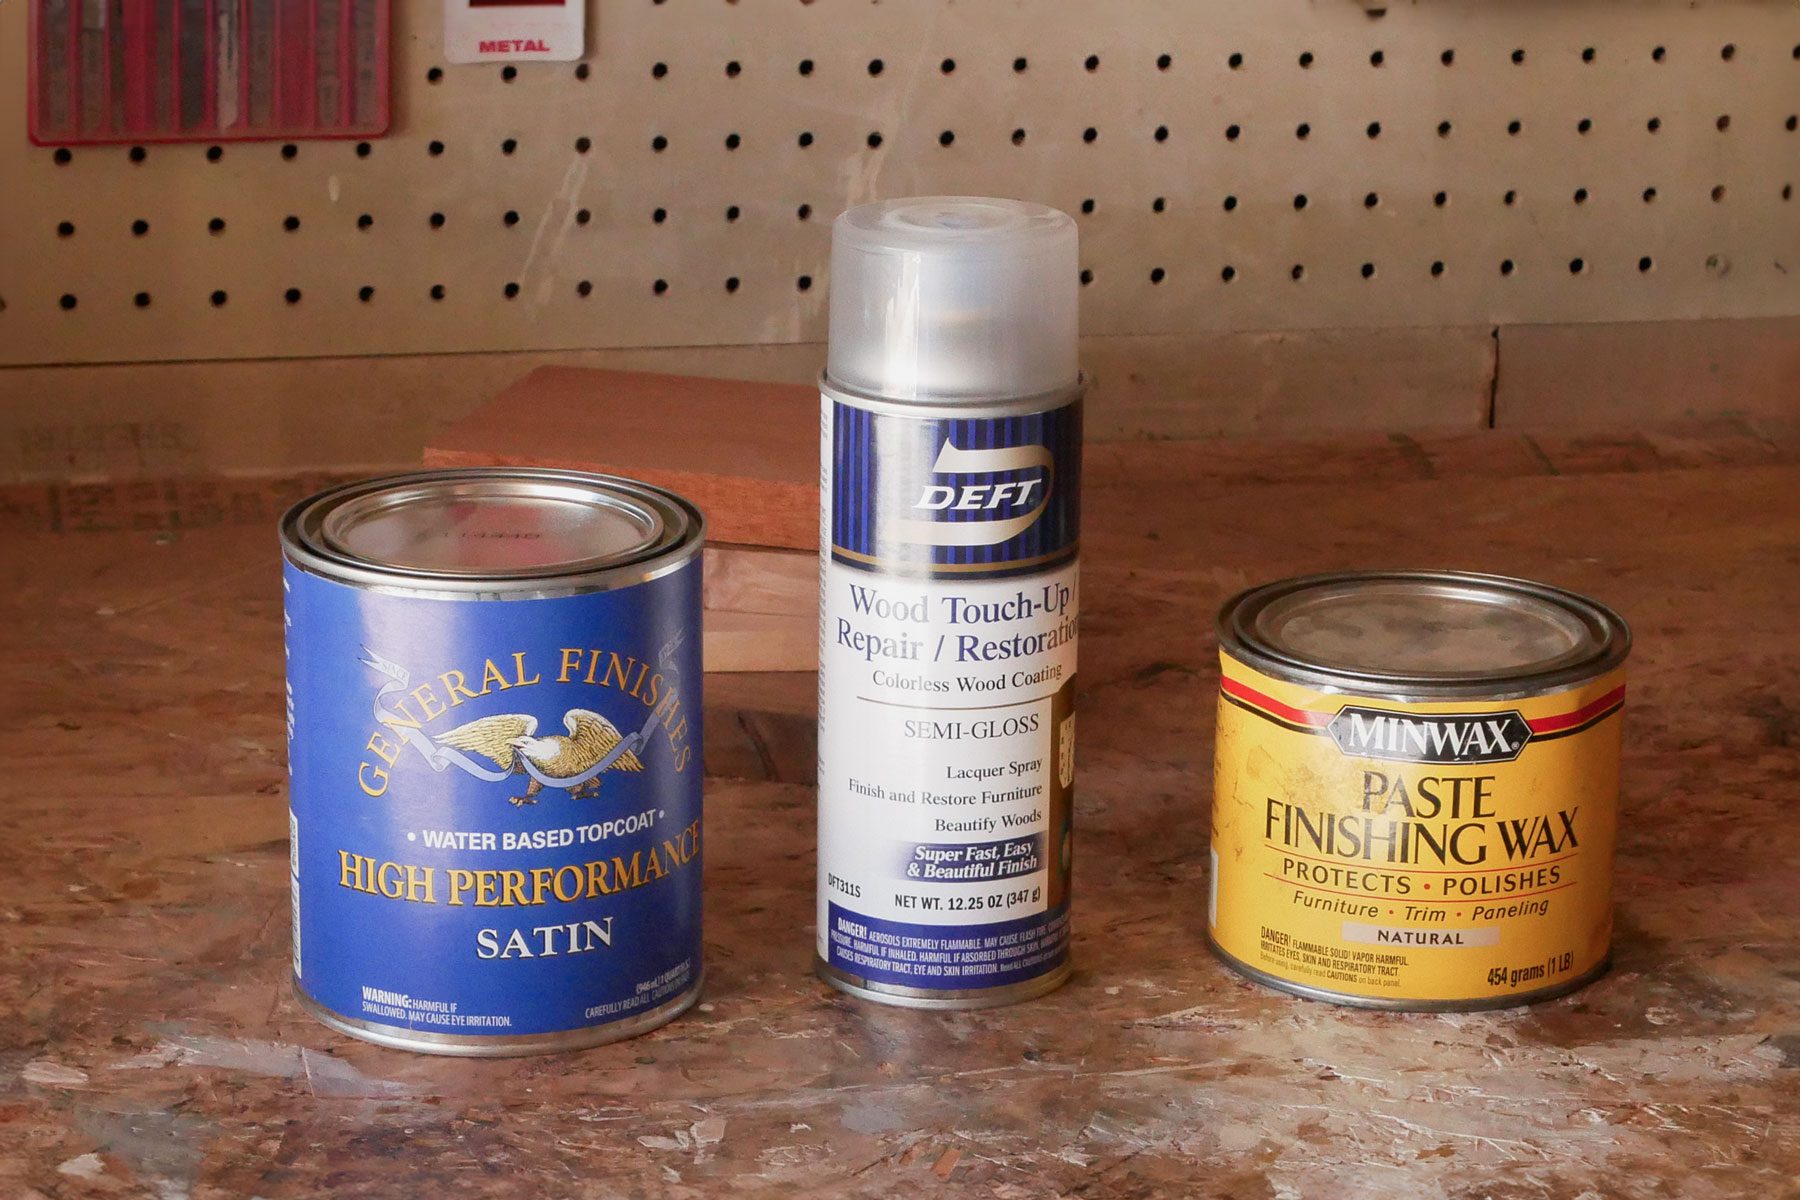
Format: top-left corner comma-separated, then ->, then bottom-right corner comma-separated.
1327,707 -> 1532,765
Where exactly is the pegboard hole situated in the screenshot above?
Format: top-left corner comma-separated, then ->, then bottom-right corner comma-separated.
53,148 -> 72,165
1360,262 -> 1376,279
1292,194 -> 1309,210
501,66 -> 517,82
652,63 -> 668,79
1364,192 -> 1380,209
1787,116 -> 1798,132
1438,121 -> 1453,137
652,135 -> 668,152
1577,118 -> 1592,134
1084,54 -> 1100,72
284,287 -> 302,304
1290,264 -> 1305,281
281,143 -> 297,160
56,221 -> 75,238
1080,198 -> 1096,214
1152,197 -> 1166,213
653,208 -> 668,224
1430,261 -> 1445,277
1154,125 -> 1170,142
726,61 -> 742,78
430,285 -> 446,301
503,282 -> 520,299
1440,49 -> 1455,66
1079,268 -> 1093,286
939,130 -> 955,147
1298,51 -> 1314,68
206,145 -> 223,162
428,140 -> 445,156
1582,47 -> 1596,64
1716,115 -> 1731,132
797,204 -> 813,220
210,290 -> 227,307
576,281 -> 593,297
867,58 -> 884,76
355,142 -> 371,158
1157,53 -> 1173,71
726,205 -> 741,222
799,131 -> 814,147
1500,259 -> 1516,276
653,279 -> 669,295
1504,190 -> 1518,206
1220,265 -> 1237,282
1366,121 -> 1381,139
502,138 -> 519,154
1228,52 -> 1244,70
940,58 -> 956,74
131,219 -> 150,236
1720,43 -> 1736,61
1013,57 -> 1028,73
1573,187 -> 1589,204
1295,123 -> 1311,140
1011,129 -> 1027,145
210,217 -> 228,234
1507,120 -> 1522,136
866,132 -> 884,149
359,286 -> 375,302
1652,46 -> 1667,63
575,136 -> 591,154
725,133 -> 742,150
1648,117 -> 1662,133
574,63 -> 589,81
1225,124 -> 1241,141
1149,267 -> 1166,284
1223,195 -> 1238,211
427,67 -> 443,83
1433,191 -> 1448,207
1712,185 -> 1727,202
798,59 -> 814,76
794,274 -> 814,293
1510,48 -> 1526,65
1369,50 -> 1385,68
1785,185 -> 1795,202
503,211 -> 520,227
354,214 -> 371,230
724,277 -> 741,293
129,146 -> 147,163
1082,127 -> 1098,143
1568,258 -> 1586,275
576,209 -> 592,225
1642,187 -> 1658,203
429,212 -> 446,228
283,215 -> 300,232
1638,256 -> 1654,273
59,294 -> 78,310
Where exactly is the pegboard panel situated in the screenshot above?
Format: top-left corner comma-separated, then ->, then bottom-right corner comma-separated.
1,0 -> 1797,368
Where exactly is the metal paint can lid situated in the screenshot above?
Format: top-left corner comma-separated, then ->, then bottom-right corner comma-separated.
1217,570 -> 1630,699
281,468 -> 701,594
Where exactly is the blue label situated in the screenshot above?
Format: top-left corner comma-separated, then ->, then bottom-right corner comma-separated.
825,902 -> 1070,990
829,399 -> 1081,578
284,560 -> 703,1041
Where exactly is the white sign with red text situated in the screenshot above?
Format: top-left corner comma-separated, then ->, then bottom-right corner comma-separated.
444,0 -> 584,64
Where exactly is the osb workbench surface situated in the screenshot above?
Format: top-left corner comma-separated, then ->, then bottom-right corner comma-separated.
4,420 -> 1799,1200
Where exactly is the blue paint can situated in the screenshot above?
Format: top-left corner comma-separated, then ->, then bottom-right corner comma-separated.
281,469 -> 704,1054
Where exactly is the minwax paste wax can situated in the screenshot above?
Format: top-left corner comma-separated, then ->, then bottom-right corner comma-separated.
816,197 -> 1082,1008
282,468 -> 704,1054
1209,571 -> 1630,1010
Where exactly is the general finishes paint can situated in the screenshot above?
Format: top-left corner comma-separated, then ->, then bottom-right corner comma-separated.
816,197 -> 1082,1008
281,468 -> 704,1054
1209,571 -> 1629,1010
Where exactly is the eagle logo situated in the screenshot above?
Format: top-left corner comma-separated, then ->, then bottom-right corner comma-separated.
433,709 -> 645,807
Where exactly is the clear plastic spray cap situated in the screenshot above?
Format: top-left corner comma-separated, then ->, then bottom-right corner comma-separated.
826,196 -> 1079,403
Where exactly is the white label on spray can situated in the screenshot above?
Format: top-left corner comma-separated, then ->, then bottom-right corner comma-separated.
816,391 -> 1081,993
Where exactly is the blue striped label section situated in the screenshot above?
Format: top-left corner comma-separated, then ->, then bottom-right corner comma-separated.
829,398 -> 1081,578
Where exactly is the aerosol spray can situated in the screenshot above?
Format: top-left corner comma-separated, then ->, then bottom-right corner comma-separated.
816,197 -> 1082,1008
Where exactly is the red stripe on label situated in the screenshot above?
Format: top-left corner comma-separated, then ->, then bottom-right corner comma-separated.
1219,677 -> 1331,729
1527,685 -> 1626,734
